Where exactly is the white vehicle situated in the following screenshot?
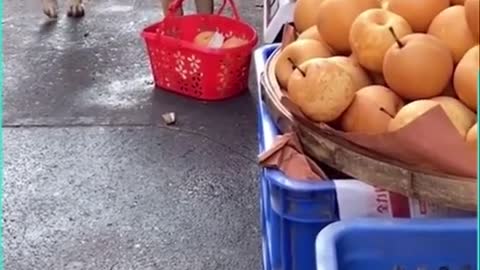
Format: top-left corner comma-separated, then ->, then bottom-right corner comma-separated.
263,0 -> 295,43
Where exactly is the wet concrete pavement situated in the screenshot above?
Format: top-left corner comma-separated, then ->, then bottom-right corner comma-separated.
3,0 -> 264,269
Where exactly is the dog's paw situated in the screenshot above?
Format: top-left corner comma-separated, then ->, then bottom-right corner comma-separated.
42,0 -> 59,18
67,2 -> 85,18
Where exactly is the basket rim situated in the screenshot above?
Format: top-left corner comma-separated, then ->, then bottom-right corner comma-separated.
141,14 -> 258,55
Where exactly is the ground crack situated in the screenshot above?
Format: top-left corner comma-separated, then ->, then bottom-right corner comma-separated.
3,123 -> 258,164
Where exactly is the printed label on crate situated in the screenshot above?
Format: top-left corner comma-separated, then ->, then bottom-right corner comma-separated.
334,180 -> 475,219
375,187 -> 411,218
334,180 -> 391,219
408,198 -> 475,218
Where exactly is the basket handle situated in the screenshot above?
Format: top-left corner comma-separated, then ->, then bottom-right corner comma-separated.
167,0 -> 241,20
166,0 -> 184,16
216,0 -> 241,20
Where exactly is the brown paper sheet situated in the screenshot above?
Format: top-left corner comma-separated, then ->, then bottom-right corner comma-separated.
258,133 -> 328,180
280,95 -> 477,179
280,23 -> 297,50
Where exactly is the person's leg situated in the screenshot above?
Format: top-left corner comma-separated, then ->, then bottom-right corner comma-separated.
161,0 -> 183,16
195,0 -> 214,14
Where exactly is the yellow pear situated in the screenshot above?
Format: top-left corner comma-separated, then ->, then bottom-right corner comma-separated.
288,58 -> 356,122
275,39 -> 332,89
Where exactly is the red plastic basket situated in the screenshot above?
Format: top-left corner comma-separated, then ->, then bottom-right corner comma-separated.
141,0 -> 258,101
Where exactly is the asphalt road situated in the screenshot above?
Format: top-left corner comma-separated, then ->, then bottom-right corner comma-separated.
3,0 -> 264,269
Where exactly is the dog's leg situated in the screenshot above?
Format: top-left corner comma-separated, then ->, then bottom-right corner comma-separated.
67,0 -> 85,18
42,0 -> 59,18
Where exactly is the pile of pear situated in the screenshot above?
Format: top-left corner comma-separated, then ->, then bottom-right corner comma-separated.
275,0 -> 479,151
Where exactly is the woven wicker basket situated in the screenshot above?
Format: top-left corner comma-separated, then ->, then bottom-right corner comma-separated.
260,48 -> 477,211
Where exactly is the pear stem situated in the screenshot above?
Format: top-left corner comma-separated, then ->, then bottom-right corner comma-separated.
287,57 -> 306,77
388,26 -> 404,49
379,107 -> 394,118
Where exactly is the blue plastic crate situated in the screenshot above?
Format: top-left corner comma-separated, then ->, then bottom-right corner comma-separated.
255,44 -> 340,270
316,218 -> 477,270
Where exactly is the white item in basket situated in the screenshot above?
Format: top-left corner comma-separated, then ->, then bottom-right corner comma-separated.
207,31 -> 225,48
334,180 -> 474,219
